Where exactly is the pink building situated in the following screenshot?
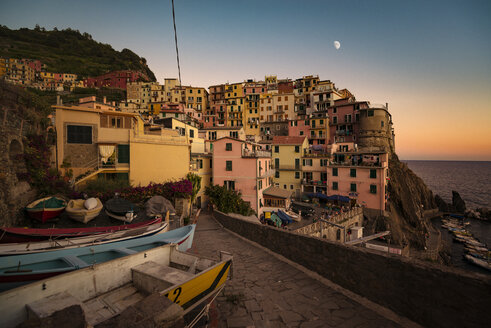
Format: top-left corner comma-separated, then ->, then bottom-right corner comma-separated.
84,70 -> 148,89
288,118 -> 310,137
212,137 -> 273,216
327,99 -> 369,144
327,150 -> 389,212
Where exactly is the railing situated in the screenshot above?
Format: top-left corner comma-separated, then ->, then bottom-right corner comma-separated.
301,179 -> 327,186
329,161 -> 383,168
242,149 -> 271,158
258,169 -> 275,179
276,164 -> 301,171
303,150 -> 330,157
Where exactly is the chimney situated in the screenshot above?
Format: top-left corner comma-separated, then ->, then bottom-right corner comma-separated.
103,96 -> 107,104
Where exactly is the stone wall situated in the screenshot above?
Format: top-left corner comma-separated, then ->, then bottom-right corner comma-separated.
213,210 -> 491,328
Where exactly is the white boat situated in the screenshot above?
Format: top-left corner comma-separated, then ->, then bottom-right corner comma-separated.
464,254 -> 491,271
285,209 -> 301,222
0,243 -> 233,328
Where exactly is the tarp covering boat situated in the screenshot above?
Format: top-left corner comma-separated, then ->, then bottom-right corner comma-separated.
307,193 -> 329,200
270,213 -> 282,228
145,196 -> 176,217
105,197 -> 137,216
327,195 -> 351,202
277,210 -> 293,224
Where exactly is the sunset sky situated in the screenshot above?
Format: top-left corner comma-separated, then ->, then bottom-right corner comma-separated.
2,0 -> 490,160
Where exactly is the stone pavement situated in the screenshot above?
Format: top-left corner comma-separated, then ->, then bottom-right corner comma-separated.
187,213 -> 406,328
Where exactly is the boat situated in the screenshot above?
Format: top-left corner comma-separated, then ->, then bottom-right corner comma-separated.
277,210 -> 293,225
0,219 -> 168,256
0,243 -> 232,328
0,224 -> 196,292
105,197 -> 138,222
464,254 -> 491,271
284,209 -> 301,222
0,217 -> 163,244
65,198 -> 103,224
25,196 -> 67,223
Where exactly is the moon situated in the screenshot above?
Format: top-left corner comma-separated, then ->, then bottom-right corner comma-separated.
334,41 -> 341,50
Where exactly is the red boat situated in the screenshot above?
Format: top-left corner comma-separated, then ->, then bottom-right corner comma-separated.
25,196 -> 67,223
0,217 -> 162,244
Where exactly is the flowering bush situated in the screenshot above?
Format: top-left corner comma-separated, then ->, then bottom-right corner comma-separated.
83,179 -> 193,205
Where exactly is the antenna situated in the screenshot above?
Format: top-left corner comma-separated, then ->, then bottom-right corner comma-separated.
171,0 -> 182,86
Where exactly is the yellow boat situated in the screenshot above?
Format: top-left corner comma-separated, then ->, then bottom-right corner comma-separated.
66,198 -> 103,224
0,243 -> 232,327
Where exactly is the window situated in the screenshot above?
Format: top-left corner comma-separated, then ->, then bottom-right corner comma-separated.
320,119 -> 324,125
332,167 -> 338,176
350,183 -> 357,192
111,117 -> 122,128
226,161 -> 232,171
332,181 -> 338,190
258,180 -> 263,190
275,158 -> 279,168
225,143 -> 232,151
189,130 -> 194,138
381,120 -> 384,127
295,171 -> 300,179
370,169 -> 377,179
333,116 -> 337,124
350,169 -> 357,177
283,185 -> 287,189
117,144 -> 129,164
224,180 -> 235,190
290,185 -> 294,189
210,160 -> 213,168
295,145 -> 300,153
295,158 -> 300,169
274,146 -> 279,153
67,125 -> 92,144
275,171 -> 280,178
368,110 -> 374,117
370,185 -> 377,194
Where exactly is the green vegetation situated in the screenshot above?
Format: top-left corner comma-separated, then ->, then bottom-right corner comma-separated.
186,172 -> 202,214
0,25 -> 156,80
205,185 -> 254,216
82,178 -> 131,195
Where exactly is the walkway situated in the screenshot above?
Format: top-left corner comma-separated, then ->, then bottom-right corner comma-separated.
187,213 -> 405,328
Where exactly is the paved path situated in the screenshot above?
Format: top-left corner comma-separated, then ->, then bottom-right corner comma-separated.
187,213 -> 404,328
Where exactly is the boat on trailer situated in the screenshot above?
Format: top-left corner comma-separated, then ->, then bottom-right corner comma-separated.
0,224 -> 195,292
0,217 -> 162,244
0,243 -> 232,328
0,219 -> 168,256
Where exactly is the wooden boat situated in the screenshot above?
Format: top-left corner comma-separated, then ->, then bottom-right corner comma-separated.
0,224 -> 195,292
65,198 -> 103,224
0,217 -> 162,244
0,220 -> 168,256
285,209 -> 301,222
0,243 -> 232,328
25,196 -> 67,223
464,254 -> 491,271
105,197 -> 137,223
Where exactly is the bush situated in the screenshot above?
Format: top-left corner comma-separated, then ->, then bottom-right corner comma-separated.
83,178 -> 130,195
205,185 -> 254,216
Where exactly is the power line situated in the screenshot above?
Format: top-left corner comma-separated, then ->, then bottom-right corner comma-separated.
171,0 -> 182,86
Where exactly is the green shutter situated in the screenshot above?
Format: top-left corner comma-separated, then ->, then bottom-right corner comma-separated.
118,144 -> 130,164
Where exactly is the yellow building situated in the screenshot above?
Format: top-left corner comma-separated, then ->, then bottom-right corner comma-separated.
171,85 -> 187,103
309,112 -> 329,145
185,87 -> 208,112
53,102 -> 190,188
190,153 -> 212,209
224,82 -> 244,128
164,78 -> 179,102
243,82 -> 264,136
295,75 -> 319,95
6,59 -> 34,85
0,58 -> 6,77
158,117 -> 204,153
272,136 -> 309,197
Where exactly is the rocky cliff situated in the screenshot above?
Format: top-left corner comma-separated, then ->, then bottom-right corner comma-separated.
365,153 -> 438,250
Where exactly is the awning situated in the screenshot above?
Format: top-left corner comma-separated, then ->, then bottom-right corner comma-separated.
307,192 -> 329,200
327,195 -> 351,202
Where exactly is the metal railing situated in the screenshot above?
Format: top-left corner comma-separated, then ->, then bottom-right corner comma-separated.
242,149 -> 271,158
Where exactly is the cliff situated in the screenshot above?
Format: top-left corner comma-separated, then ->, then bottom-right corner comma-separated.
0,25 -> 156,80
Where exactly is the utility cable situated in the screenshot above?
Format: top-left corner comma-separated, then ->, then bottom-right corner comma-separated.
171,0 -> 182,86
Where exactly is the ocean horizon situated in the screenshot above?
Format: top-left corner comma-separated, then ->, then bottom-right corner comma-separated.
403,160 -> 491,210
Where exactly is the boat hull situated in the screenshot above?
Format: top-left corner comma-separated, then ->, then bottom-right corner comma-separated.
25,196 -> 67,223
0,217 -> 162,243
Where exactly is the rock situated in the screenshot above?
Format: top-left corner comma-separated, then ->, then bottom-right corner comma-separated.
465,210 -> 480,219
435,194 -> 450,212
476,208 -> 491,220
452,191 -> 466,213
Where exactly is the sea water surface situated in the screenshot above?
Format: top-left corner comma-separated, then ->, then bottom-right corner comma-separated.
404,160 -> 491,274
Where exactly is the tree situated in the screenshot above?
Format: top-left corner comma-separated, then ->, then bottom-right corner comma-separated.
186,172 -> 201,215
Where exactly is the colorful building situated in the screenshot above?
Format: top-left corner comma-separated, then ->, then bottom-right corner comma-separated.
185,87 -> 208,112
208,84 -> 227,127
309,111 -> 329,145
272,136 -> 309,196
190,152 -> 212,209
212,137 -> 273,216
288,118 -> 310,138
225,82 -> 244,128
327,99 -> 369,144
243,81 -> 264,136
327,146 -> 389,213
53,100 -> 190,187
84,70 -> 148,89
301,145 -> 330,195
164,78 -> 179,102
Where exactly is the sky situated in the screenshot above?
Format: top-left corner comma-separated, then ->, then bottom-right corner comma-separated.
1,0 -> 491,160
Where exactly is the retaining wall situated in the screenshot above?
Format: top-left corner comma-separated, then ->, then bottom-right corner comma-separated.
213,210 -> 491,328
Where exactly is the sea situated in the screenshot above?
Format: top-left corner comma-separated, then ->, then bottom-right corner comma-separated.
403,160 -> 491,274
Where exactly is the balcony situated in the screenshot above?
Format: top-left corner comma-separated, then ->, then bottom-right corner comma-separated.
242,149 -> 271,158
303,149 -> 330,157
189,161 -> 199,172
276,164 -> 301,171
329,161 -> 383,168
301,179 -> 327,186
258,169 -> 276,179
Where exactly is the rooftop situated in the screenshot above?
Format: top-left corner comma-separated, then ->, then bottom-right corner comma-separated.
263,186 -> 292,199
272,136 -> 306,145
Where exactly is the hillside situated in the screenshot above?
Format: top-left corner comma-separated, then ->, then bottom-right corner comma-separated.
0,25 -> 156,80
